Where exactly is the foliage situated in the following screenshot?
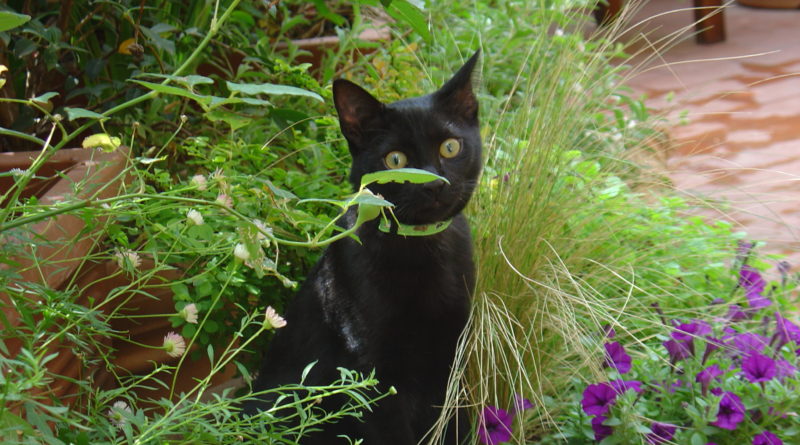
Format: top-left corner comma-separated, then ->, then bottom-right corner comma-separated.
541,252 -> 800,444
413,0 -> 800,443
2,0 -> 799,443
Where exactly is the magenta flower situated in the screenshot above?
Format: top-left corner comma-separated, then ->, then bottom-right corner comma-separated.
696,364 -> 723,395
513,393 -> 533,412
776,358 -> 798,379
591,415 -> 613,441
646,422 -> 677,444
663,339 -> 692,363
478,406 -> 513,445
727,304 -> 748,321
609,379 -> 643,395
741,352 -> 777,383
730,332 -> 769,357
739,265 -> 766,293
710,391 -> 746,430
581,380 -> 642,416
581,383 -> 618,416
774,312 -> 800,349
663,320 -> 713,364
672,320 -> 712,342
747,290 -> 772,309
604,341 -> 632,374
753,430 -> 783,445
739,266 -> 771,309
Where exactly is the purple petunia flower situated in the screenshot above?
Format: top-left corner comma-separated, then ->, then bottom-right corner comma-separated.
609,379 -> 643,395
663,339 -> 692,363
727,304 -> 748,322
747,289 -> 772,309
730,332 -> 769,357
740,265 -> 766,293
603,324 -> 616,339
741,352 -> 777,383
696,364 -> 723,395
581,383 -> 618,416
710,391 -> 746,431
753,430 -> 783,445
739,266 -> 771,309
591,415 -> 613,441
672,320 -> 712,342
604,341 -> 632,374
513,393 -> 533,413
776,358 -> 798,379
774,312 -> 800,349
736,241 -> 754,263
478,406 -> 513,445
646,422 -> 678,444
581,380 -> 642,416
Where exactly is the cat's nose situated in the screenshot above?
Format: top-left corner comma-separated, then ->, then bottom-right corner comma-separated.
422,179 -> 447,196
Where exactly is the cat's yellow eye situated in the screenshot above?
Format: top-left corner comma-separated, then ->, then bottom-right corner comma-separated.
439,138 -> 461,158
384,151 -> 408,169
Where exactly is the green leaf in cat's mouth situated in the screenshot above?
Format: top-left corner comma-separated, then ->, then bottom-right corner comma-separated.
360,168 -> 449,188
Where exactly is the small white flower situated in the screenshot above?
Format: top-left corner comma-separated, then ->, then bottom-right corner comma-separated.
180,303 -> 198,324
210,168 -> 225,182
107,400 -> 131,428
234,243 -> 250,261
216,193 -> 233,208
9,168 -> 26,177
555,28 -> 564,37
114,249 -> 141,270
187,209 -> 204,225
190,174 -> 207,191
163,332 -> 186,358
627,119 -> 638,129
253,219 -> 272,241
264,306 -> 287,330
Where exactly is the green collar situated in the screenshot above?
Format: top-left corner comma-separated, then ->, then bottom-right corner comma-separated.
378,217 -> 452,236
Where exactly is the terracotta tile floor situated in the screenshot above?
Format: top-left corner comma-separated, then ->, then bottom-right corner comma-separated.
618,0 -> 800,269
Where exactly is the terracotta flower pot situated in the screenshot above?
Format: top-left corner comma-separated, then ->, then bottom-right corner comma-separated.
737,0 -> 800,7
275,20 -> 391,71
0,147 -> 233,412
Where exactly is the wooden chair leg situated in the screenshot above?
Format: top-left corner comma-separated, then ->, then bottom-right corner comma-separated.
694,0 -> 726,44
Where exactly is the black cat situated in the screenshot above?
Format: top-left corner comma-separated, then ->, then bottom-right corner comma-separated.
245,51 -> 482,445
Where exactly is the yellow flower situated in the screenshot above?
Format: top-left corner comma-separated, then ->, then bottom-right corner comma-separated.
162,332 -> 186,358
264,306 -> 287,330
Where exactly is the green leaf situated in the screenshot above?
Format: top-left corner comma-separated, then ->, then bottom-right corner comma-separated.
30,92 -> 59,104
225,81 -> 323,102
64,107 -> 105,121
0,11 -> 31,33
386,0 -> 431,44
205,109 -> 250,131
131,80 -> 210,106
145,73 -> 214,88
301,360 -> 318,383
360,168 -> 448,187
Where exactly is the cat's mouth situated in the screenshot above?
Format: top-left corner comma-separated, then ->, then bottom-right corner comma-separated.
396,193 -> 462,225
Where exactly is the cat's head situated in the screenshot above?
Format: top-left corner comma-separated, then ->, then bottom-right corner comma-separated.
333,51 -> 482,226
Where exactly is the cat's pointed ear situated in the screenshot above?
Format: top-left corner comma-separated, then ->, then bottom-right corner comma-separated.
333,79 -> 384,148
434,50 -> 480,123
